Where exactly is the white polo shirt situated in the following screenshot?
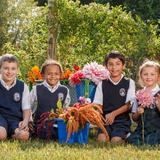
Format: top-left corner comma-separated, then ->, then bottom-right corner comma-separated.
0,78 -> 31,110
93,75 -> 136,106
30,80 -> 70,113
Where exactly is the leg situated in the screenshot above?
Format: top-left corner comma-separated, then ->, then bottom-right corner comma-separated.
109,123 -> 130,144
8,119 -> 29,141
13,128 -> 29,141
97,126 -> 111,142
111,136 -> 125,144
0,115 -> 8,140
97,133 -> 108,142
0,127 -> 7,140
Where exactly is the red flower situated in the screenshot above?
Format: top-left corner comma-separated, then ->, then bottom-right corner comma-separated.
73,65 -> 80,71
69,70 -> 85,85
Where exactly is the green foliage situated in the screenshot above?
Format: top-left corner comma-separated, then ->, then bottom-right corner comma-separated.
124,0 -> 160,23
2,0 -> 160,83
88,0 -> 160,24
2,0 -> 48,81
0,0 -> 8,53
54,0 -> 160,80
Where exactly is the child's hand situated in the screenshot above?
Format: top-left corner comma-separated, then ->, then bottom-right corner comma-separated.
137,106 -> 144,114
105,112 -> 115,125
19,120 -> 29,131
155,94 -> 160,111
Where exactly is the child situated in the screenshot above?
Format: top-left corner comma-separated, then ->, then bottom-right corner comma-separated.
0,54 -> 31,141
93,51 -> 135,143
30,59 -> 70,139
128,60 -> 160,145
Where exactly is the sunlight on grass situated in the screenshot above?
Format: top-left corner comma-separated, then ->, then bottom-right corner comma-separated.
0,139 -> 160,160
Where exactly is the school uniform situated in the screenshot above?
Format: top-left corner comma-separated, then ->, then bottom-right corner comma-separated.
94,75 -> 135,139
30,80 -> 70,139
0,79 -> 30,136
128,85 -> 160,145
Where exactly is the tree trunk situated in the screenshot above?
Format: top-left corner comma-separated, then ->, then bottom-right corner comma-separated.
48,0 -> 58,60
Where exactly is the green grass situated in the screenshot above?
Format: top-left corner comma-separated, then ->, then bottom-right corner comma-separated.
0,139 -> 160,160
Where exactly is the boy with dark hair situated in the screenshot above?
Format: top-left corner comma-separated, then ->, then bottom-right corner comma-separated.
0,54 -> 31,141
94,50 -> 135,143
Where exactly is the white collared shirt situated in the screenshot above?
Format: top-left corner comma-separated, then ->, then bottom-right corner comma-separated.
0,78 -> 31,110
108,74 -> 124,85
93,75 -> 136,106
30,80 -> 70,113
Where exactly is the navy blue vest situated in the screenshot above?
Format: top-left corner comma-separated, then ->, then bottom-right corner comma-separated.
0,79 -> 24,120
102,77 -> 130,121
34,84 -> 68,122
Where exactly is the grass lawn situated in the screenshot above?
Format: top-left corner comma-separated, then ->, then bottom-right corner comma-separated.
1,138 -> 160,160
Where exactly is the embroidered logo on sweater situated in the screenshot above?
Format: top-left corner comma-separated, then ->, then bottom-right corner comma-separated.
58,93 -> 64,101
13,92 -> 21,102
119,88 -> 126,97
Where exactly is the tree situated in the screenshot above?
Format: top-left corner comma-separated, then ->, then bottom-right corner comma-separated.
3,0 -> 48,80
94,0 -> 160,23
54,0 -> 160,79
48,0 -> 58,59
0,0 -> 8,54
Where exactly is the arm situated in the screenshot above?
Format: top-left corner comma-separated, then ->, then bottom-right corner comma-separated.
105,102 -> 131,125
106,79 -> 135,125
19,83 -> 31,130
63,88 -> 71,108
155,93 -> 160,112
131,97 -> 144,122
125,79 -> 136,105
30,85 -> 38,114
22,109 -> 31,123
93,81 -> 103,105
132,106 -> 144,122
19,109 -> 31,131
112,102 -> 130,116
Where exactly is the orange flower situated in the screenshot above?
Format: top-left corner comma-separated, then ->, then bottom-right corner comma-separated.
61,68 -> 73,80
27,66 -> 42,83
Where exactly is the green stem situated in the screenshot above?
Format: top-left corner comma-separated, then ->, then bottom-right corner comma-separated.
29,82 -> 33,91
84,79 -> 89,98
141,113 -> 144,145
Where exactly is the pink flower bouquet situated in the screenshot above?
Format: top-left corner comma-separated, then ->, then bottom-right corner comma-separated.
136,88 -> 155,108
70,61 -> 109,85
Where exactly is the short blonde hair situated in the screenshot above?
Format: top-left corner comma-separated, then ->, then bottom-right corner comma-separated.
41,59 -> 63,74
0,54 -> 19,68
138,60 -> 160,86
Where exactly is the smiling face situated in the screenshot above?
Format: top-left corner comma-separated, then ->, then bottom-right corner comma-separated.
0,61 -> 18,86
106,58 -> 125,81
43,64 -> 61,87
140,66 -> 159,88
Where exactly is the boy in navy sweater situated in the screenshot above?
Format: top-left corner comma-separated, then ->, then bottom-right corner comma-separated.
93,51 -> 135,143
30,59 -> 70,139
0,54 -> 31,141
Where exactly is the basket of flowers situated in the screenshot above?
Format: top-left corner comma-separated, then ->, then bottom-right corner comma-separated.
36,97 -> 109,144
69,62 -> 109,102
56,97 -> 109,144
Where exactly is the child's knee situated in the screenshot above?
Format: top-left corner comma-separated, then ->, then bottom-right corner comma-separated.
97,133 -> 107,142
0,127 -> 7,140
111,136 -> 124,144
14,129 -> 29,141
